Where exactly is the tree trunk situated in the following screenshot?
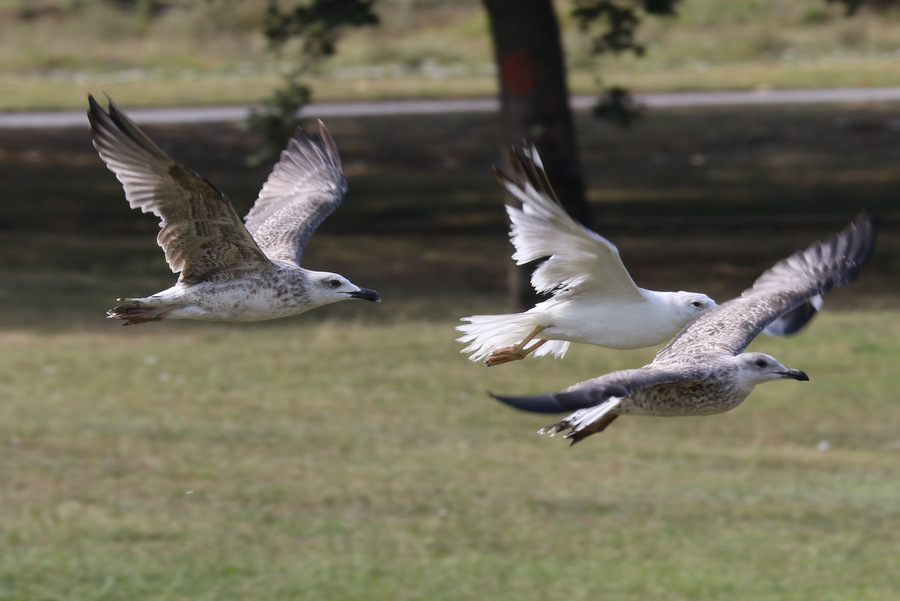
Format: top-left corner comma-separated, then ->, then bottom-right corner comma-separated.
483,0 -> 589,309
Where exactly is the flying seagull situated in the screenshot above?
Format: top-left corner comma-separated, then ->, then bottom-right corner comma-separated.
88,95 -> 380,325
457,145 -> 716,365
491,212 -> 878,444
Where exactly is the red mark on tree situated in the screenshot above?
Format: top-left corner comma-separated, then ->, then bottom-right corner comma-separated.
501,49 -> 540,94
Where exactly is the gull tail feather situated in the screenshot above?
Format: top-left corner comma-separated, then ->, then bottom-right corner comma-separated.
539,398 -> 623,445
457,313 -> 565,362
532,339 -> 570,358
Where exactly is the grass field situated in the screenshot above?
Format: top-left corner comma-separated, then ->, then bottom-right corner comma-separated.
1,314 -> 899,600
1,104 -> 899,599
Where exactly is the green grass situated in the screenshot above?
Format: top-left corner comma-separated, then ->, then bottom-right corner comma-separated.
1,103 -> 899,599
1,313 -> 899,600
2,0 -> 900,110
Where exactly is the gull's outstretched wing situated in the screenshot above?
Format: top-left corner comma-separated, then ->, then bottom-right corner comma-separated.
244,121 -> 347,265
654,212 -> 878,363
88,95 -> 271,285
494,146 -> 646,301
490,366 -> 696,414
491,366 -> 703,443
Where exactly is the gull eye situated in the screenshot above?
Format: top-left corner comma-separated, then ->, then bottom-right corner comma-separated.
755,358 -> 768,368
692,301 -> 704,308
329,279 -> 341,288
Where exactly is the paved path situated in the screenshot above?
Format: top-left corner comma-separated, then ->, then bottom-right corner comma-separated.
2,87 -> 900,129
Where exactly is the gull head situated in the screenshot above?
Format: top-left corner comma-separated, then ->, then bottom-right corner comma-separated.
734,352 -> 809,386
673,291 -> 717,322
309,271 -> 381,306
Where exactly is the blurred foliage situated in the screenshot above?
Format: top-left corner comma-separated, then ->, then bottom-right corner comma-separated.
100,0 -> 164,27
827,0 -> 900,15
246,0 -> 379,164
244,76 -> 313,166
572,0 -> 681,128
263,0 -> 380,57
569,0 -> 900,127
573,0 -> 681,57
248,0 -> 675,149
591,85 -> 643,127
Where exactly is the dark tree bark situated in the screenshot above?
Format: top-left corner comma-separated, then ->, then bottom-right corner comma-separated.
483,0 -> 589,309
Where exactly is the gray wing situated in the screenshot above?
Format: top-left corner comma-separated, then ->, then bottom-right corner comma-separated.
88,95 -> 271,285
244,120 -> 347,265
494,146 -> 646,301
490,366 -> 699,414
654,211 -> 878,363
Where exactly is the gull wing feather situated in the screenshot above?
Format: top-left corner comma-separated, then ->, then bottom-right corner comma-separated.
763,294 -> 823,336
490,366 -> 697,414
244,120 -> 347,265
494,146 -> 646,301
654,212 -> 878,363
88,95 -> 271,285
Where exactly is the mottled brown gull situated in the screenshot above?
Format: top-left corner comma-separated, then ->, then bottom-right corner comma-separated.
490,212 -> 878,444
457,145 -> 716,365
88,95 -> 380,325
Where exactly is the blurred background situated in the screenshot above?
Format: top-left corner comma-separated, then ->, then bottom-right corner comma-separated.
1,1 -> 898,600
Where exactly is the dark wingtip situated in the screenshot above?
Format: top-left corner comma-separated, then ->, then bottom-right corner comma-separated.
488,391 -> 569,414
851,210 -> 879,265
86,93 -> 106,125
764,297 -> 821,337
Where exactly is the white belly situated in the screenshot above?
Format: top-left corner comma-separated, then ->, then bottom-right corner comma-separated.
148,275 -> 311,322
539,296 -> 690,350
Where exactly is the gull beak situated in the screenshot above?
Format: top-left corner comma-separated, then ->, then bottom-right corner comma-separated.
781,368 -> 809,381
349,288 -> 381,303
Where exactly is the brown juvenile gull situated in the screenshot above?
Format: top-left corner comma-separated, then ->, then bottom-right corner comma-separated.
490,212 -> 878,444
457,145 -> 716,365
88,95 -> 380,325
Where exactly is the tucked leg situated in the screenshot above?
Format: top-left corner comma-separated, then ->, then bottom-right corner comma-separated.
485,326 -> 547,366
107,302 -> 169,325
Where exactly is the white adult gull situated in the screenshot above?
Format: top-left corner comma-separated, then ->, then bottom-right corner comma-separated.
88,95 -> 380,325
490,212 -> 878,444
457,145 -> 716,365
